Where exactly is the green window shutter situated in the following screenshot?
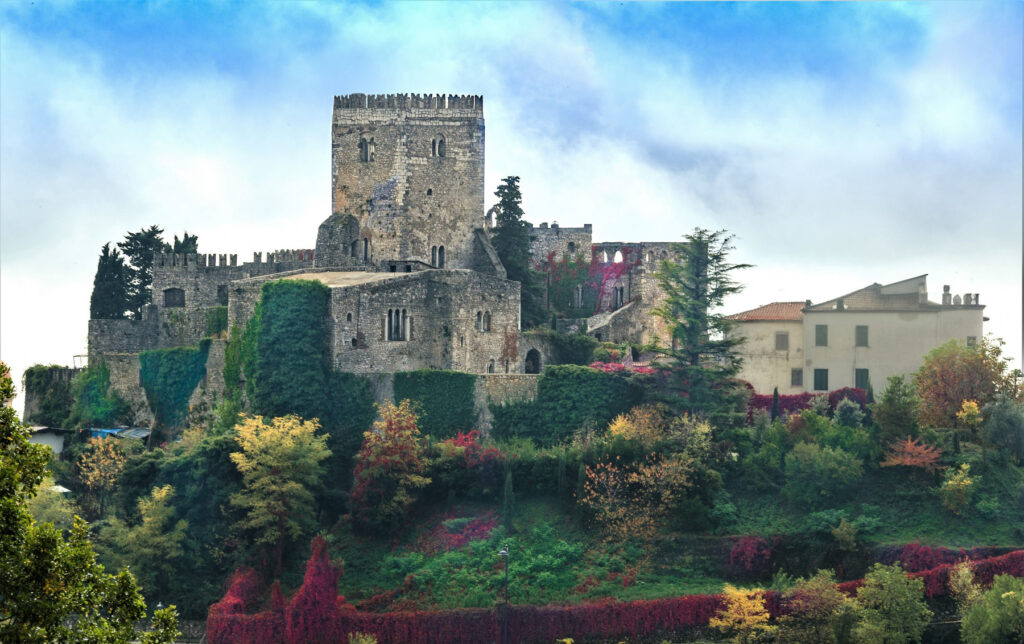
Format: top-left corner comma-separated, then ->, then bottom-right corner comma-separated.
815,324 -> 828,346
855,368 -> 869,390
855,325 -> 868,347
813,368 -> 828,391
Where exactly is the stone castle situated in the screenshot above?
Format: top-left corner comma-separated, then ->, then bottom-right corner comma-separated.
87,93 -> 677,426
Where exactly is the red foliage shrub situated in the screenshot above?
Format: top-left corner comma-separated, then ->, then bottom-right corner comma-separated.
209,541 -> 1022,644
729,536 -> 773,580
441,430 -> 503,469
588,361 -> 655,375
747,387 -> 866,423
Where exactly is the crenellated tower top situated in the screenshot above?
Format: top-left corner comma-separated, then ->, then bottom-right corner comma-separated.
333,93 -> 483,111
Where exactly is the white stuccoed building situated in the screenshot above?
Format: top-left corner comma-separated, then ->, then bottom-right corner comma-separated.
728,275 -> 986,394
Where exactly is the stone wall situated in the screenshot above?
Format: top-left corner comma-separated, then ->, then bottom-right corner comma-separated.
186,339 -> 227,425
21,366 -> 80,425
330,269 -> 521,374
473,374 -> 539,432
103,354 -> 154,427
528,222 -> 592,265
88,316 -> 160,356
331,93 -> 486,272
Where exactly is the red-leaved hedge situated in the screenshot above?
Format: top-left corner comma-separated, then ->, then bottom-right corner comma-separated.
209,539 -> 1023,644
747,387 -> 867,423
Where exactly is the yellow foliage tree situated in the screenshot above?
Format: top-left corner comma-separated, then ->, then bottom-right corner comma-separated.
607,404 -> 712,458
230,415 -> 331,575
938,463 -> 975,515
710,584 -> 776,643
77,437 -> 127,516
578,454 -> 692,541
955,400 -> 983,439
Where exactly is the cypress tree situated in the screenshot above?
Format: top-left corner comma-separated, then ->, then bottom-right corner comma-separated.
771,387 -> 780,422
502,469 -> 515,530
89,243 -> 131,319
118,225 -> 171,320
490,176 -> 546,327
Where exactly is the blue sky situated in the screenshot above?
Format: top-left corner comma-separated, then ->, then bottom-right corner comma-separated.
2,2 -> 1021,407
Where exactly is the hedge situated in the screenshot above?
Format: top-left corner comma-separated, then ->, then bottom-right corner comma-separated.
748,387 -> 867,422
393,370 -> 476,439
209,544 -> 1024,644
491,365 -> 642,446
139,339 -> 211,428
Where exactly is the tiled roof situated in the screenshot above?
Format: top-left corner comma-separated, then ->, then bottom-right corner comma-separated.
726,302 -> 805,321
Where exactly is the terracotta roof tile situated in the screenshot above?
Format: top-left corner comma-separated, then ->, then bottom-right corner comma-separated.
726,301 -> 805,321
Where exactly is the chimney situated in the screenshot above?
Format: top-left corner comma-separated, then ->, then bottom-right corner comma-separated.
539,222 -> 548,229
805,299 -> 812,308
942,285 -> 951,306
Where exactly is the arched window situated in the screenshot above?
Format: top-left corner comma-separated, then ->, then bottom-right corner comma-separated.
346,312 -> 352,322
575,284 -> 584,309
359,137 -> 368,162
431,139 -> 437,157
613,250 -> 623,263
437,135 -> 446,157
525,349 -> 541,374
367,137 -> 375,162
431,246 -> 437,266
350,240 -> 358,258
487,360 -> 495,374
163,288 -> 185,308
567,241 -> 576,256
437,246 -> 445,268
483,311 -> 491,332
476,311 -> 483,331
363,238 -> 369,262
601,250 -> 609,263
426,188 -> 433,196
402,309 -> 408,340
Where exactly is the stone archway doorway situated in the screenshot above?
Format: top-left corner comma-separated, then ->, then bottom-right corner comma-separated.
525,348 -> 542,374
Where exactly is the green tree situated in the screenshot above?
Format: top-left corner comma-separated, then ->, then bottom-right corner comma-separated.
230,415 -> 330,576
0,361 -> 179,642
21,365 -> 75,427
652,228 -> 751,425
783,442 -> 863,507
490,176 -> 545,327
118,225 -> 171,319
777,569 -> 854,643
852,563 -> 932,644
90,242 -> 131,320
873,375 -> 920,443
98,485 -> 188,598
960,574 -> 1024,644
981,394 -> 1024,461
26,476 -> 79,531
171,231 -> 198,254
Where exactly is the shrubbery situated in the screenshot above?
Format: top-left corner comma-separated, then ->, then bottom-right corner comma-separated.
394,370 -> 476,439
139,339 -> 210,429
783,443 -> 863,507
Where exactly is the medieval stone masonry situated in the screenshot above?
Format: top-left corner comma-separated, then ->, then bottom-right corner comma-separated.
85,93 -> 676,427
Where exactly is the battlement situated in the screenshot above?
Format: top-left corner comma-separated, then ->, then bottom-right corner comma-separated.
530,222 -> 593,234
156,252 -> 238,268
253,249 -> 316,265
333,93 -> 483,111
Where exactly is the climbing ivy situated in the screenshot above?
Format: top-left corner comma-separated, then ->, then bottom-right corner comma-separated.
243,279 -> 331,420
66,360 -> 130,429
393,370 -> 477,439
204,306 -> 228,337
491,364 -> 642,445
222,323 -> 244,400
22,364 -> 75,427
139,339 -> 211,429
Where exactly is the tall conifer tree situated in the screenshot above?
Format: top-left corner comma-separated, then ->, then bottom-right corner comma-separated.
118,225 -> 171,319
490,176 -> 546,327
89,242 -> 131,319
653,228 -> 751,426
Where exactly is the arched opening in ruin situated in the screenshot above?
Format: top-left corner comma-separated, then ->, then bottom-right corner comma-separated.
567,241 -> 576,256
483,311 -> 491,332
613,250 -> 623,263
359,137 -> 369,162
525,348 -> 542,374
476,311 -> 483,331
363,238 -> 369,262
437,245 -> 445,268
431,246 -> 438,266
437,135 -> 446,157
487,359 -> 495,373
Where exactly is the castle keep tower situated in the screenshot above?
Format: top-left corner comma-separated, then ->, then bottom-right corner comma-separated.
325,93 -> 486,271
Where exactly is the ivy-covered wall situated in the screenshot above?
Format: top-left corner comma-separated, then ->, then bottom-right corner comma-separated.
491,364 -> 642,445
22,364 -> 77,427
394,370 -> 477,439
139,339 -> 211,429
243,279 -> 332,420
